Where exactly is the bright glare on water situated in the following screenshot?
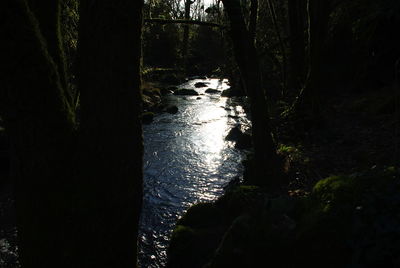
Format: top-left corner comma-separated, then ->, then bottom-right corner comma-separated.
138,78 -> 250,268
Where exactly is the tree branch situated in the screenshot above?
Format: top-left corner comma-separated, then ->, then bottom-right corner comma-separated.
144,18 -> 224,28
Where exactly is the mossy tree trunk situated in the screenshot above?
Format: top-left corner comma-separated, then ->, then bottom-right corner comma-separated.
1,0 -> 144,267
27,0 -> 71,103
1,1 -> 76,266
222,0 -> 283,190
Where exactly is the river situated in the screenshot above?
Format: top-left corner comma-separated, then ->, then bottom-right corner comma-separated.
138,78 -> 250,267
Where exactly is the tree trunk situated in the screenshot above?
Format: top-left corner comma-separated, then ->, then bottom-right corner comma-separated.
296,0 -> 330,120
267,0 -> 287,95
182,0 -> 194,66
1,1 -> 75,267
288,0 -> 307,91
222,0 -> 283,190
76,1 -> 144,267
27,0 -> 71,104
1,0 -> 144,267
248,0 -> 258,44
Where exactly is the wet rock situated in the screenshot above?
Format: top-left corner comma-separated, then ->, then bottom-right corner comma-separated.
221,89 -> 231,97
197,97 -> 202,100
142,112 -> 154,124
235,133 -> 252,150
166,105 -> 179,114
205,88 -> 221,94
221,87 -> 245,97
226,126 -> 252,149
142,84 -> 162,110
160,86 -> 177,95
194,82 -> 209,88
225,126 -> 243,142
174,89 -> 199,96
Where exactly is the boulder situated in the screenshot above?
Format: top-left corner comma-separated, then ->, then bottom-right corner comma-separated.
225,126 -> 243,142
174,88 -> 199,96
160,86 -> 177,95
226,126 -> 252,149
166,105 -> 179,114
221,89 -> 231,97
142,112 -> 154,124
205,88 -> 221,94
235,133 -> 252,149
221,87 -> 245,97
194,82 -> 209,88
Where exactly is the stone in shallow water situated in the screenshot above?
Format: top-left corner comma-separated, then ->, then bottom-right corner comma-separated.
142,112 -> 154,124
205,88 -> 221,94
166,105 -> 179,114
194,82 -> 209,88
173,89 -> 199,96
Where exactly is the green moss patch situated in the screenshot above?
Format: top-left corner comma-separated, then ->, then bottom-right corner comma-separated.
167,168 -> 400,267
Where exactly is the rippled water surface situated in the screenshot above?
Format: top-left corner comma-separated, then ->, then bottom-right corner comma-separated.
138,78 -> 250,267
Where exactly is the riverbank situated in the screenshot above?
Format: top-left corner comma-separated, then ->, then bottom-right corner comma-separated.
166,82 -> 400,267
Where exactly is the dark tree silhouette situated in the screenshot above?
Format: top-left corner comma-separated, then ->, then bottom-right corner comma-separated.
1,0 -> 144,267
221,0 -> 283,189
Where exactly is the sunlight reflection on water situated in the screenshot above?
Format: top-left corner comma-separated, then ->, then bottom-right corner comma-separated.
138,78 -> 248,268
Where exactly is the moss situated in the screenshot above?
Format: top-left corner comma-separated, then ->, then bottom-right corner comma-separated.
294,167 -> 400,266
216,185 -> 263,221
168,168 -> 400,267
168,224 -> 225,268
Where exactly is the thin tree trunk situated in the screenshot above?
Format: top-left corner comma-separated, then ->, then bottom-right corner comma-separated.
288,0 -> 306,91
222,0 -> 283,190
248,0 -> 258,44
296,0 -> 330,119
267,0 -> 287,95
182,0 -> 194,66
77,1 -> 144,267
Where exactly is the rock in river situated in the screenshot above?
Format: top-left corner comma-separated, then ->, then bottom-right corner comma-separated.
166,105 -> 179,114
205,88 -> 221,94
174,89 -> 199,96
142,112 -> 154,124
194,82 -> 209,88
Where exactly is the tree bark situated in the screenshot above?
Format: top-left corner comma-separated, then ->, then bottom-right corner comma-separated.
296,0 -> 330,119
1,0 -> 144,267
27,0 -> 71,104
1,1 -> 75,267
182,0 -> 194,66
77,1 -> 144,267
267,0 -> 287,95
248,0 -> 258,44
222,0 -> 283,190
288,0 -> 307,91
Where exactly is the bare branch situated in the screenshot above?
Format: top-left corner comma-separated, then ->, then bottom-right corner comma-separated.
144,18 -> 224,28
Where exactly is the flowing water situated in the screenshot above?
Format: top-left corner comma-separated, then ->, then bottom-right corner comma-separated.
138,78 -> 250,267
